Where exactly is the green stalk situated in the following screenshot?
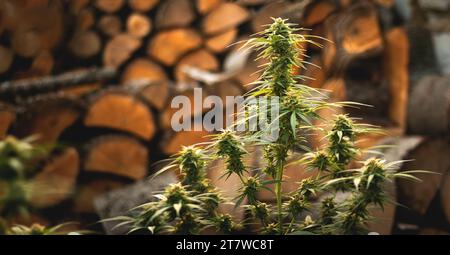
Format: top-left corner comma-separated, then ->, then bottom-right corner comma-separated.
275,160 -> 283,234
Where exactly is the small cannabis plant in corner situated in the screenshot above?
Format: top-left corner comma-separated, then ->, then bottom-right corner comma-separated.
0,136 -> 83,235
113,18 -> 422,235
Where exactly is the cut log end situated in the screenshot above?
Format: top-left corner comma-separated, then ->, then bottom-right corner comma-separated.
29,148 -> 80,208
147,29 -> 202,66
14,96 -> 82,144
84,135 -> 149,180
95,0 -> 125,13
126,13 -> 152,39
161,130 -> 210,155
202,3 -> 249,35
84,91 -> 156,140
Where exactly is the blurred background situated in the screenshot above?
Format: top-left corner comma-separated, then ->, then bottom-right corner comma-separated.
0,0 -> 449,235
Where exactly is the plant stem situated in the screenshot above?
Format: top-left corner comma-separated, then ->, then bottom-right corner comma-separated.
286,217 -> 295,235
275,159 -> 284,234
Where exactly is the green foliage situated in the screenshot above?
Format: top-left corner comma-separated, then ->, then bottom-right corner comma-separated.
5,223 -> 82,235
0,136 -> 46,219
114,18 -> 422,235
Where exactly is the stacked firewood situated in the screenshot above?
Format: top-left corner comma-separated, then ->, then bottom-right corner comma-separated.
0,0 -> 449,233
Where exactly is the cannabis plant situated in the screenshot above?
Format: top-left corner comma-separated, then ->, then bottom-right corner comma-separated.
0,136 -> 46,221
114,18 -> 422,235
0,136 -> 83,235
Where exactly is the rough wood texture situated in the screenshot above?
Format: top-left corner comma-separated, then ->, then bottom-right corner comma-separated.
147,28 -> 202,66
84,135 -> 149,180
155,0 -> 196,29
29,148 -> 80,208
103,34 -> 141,68
397,138 -> 450,215
383,27 -> 409,130
0,67 -> 116,100
323,2 -> 383,75
122,58 -> 167,84
159,88 -> 208,129
202,3 -> 249,35
303,0 -> 337,27
126,13 -> 152,39
197,0 -> 223,14
175,49 -> 220,83
206,28 -> 237,53
14,96 -> 82,143
98,15 -> 122,37
69,30 -> 102,59
84,91 -> 156,140
408,76 -> 450,135
137,81 -> 170,110
31,51 -> 54,76
161,130 -> 210,155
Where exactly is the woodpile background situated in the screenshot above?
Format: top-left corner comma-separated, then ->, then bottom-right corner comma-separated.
0,0 -> 449,234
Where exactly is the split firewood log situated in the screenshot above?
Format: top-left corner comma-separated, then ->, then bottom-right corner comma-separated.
303,0 -> 338,27
84,135 -> 149,180
175,49 -> 220,84
383,27 -> 409,130
147,28 -> 202,66
11,28 -> 42,58
126,13 -> 152,39
130,80 -> 170,111
408,75 -> 450,135
397,138 -> 450,216
84,90 -> 156,140
196,0 -> 223,15
160,129 -> 211,155
0,102 -> 16,139
73,179 -> 127,214
103,34 -> 142,69
7,0 -> 64,58
0,45 -> 14,74
155,0 -> 196,29
322,2 -> 383,76
98,15 -> 123,37
69,30 -> 102,59
128,0 -> 160,12
29,148 -> 80,208
159,87 -> 209,130
121,58 -> 167,84
205,28 -> 237,53
202,3 -> 249,35
94,0 -> 125,13
13,95 -> 83,144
